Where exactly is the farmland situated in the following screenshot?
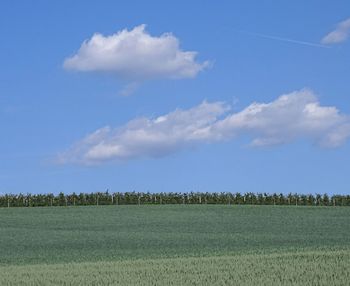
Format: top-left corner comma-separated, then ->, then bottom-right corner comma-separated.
1,205 -> 349,285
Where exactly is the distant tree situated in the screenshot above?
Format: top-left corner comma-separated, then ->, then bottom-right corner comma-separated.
322,194 -> 330,206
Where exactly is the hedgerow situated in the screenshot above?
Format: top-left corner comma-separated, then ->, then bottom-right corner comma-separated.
0,191 -> 349,207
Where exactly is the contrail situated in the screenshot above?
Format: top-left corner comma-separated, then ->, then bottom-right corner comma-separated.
239,30 -> 330,49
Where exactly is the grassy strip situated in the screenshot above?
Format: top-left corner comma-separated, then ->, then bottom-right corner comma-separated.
1,249 -> 349,286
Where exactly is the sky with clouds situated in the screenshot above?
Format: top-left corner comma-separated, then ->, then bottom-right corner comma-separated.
1,0 -> 350,194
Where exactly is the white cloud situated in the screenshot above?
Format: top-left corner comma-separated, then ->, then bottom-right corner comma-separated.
213,89 -> 349,147
64,25 -> 209,81
58,89 -> 350,165
57,101 -> 228,165
322,18 -> 350,44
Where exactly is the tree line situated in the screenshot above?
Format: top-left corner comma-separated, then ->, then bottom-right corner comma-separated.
0,191 -> 349,207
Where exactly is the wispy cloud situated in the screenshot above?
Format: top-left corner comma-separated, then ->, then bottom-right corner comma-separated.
118,82 -> 140,97
57,89 -> 350,165
322,18 -> 350,45
239,30 -> 329,48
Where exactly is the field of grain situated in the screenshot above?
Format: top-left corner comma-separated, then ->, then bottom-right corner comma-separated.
0,205 -> 349,285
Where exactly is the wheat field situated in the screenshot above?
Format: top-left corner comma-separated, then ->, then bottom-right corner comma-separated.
1,205 -> 349,285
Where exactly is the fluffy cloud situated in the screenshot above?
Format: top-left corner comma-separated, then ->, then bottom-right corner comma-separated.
58,89 -> 350,165
64,25 -> 209,80
213,89 -> 349,147
322,18 -> 350,44
57,101 -> 228,165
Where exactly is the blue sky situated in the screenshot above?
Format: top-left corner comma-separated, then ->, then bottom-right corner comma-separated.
1,0 -> 350,195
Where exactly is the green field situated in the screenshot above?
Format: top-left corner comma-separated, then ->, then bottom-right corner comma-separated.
1,205 -> 349,285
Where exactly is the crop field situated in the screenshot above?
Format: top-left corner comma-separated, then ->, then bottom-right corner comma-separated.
0,205 -> 349,285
